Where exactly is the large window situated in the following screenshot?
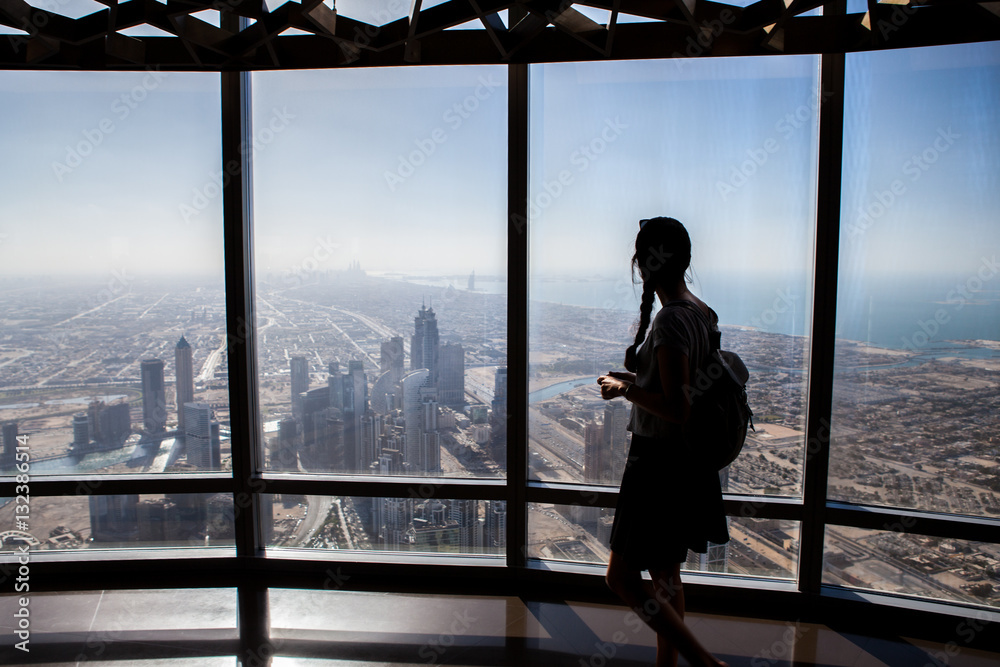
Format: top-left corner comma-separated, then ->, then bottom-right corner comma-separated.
527,56 -> 819,572
251,67 -> 508,481
1,40 -> 998,615
828,42 -> 1000,608
0,71 -> 231,554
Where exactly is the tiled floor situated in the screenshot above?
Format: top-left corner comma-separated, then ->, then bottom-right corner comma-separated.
1,588 -> 997,666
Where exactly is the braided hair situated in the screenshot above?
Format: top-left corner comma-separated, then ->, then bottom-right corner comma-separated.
623,217 -> 691,373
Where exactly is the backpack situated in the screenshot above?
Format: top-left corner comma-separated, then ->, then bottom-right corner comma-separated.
668,300 -> 754,470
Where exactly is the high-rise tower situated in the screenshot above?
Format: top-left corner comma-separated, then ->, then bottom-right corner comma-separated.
484,499 -> 507,550
402,369 -> 437,472
140,358 -> 167,435
603,400 -> 629,483
89,494 -> 140,542
343,360 -> 368,472
380,336 -> 405,385
583,419 -> 607,484
290,356 -> 310,410
410,304 -> 440,385
184,402 -> 220,470
72,412 -> 90,450
489,367 -> 507,464
2,421 -> 18,464
175,336 -> 195,431
438,342 -> 465,407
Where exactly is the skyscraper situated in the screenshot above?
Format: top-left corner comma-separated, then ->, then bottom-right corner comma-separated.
175,336 -> 195,431
489,367 -> 507,464
343,360 -> 368,472
320,412 -> 345,472
1,421 -> 18,464
380,336 -> 405,384
89,494 -> 140,543
290,356 -> 309,414
411,303 -> 439,385
140,358 -> 167,435
184,402 -> 219,470
275,418 -> 298,470
72,412 -> 90,450
89,401 -> 131,449
438,342 -> 465,407
419,385 -> 441,473
328,361 -> 343,411
484,499 -> 507,551
603,401 -> 629,484
583,419 -> 607,484
397,373 -> 440,474
450,499 -> 480,551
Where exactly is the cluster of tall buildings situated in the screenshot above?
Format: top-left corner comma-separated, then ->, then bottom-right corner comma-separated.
275,302 -> 506,551
69,401 -> 131,454
89,335 -> 227,546
371,497 -> 506,553
280,303 -> 467,477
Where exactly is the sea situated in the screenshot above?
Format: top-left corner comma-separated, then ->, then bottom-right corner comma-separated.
395,272 -> 1000,353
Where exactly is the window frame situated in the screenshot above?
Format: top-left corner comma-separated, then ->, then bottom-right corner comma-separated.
3,48 -> 1000,649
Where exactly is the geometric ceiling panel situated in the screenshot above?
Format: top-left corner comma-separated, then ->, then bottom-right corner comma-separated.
0,0 -> 998,70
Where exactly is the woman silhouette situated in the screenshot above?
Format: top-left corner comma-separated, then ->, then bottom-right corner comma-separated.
598,217 -> 729,667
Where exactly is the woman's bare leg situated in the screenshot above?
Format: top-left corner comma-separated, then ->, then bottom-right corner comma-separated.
648,564 -> 684,667
606,551 -> 726,667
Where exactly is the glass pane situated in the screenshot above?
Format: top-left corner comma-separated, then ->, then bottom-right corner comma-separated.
0,493 -> 236,552
263,494 -> 505,555
528,57 -> 819,497
252,67 -> 507,478
528,502 -> 798,579
0,71 -> 228,478
832,43 -> 1000,516
528,502 -> 613,564
824,526 -> 1000,608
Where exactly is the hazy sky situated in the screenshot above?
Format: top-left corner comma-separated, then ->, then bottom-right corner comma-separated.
0,32 -> 997,289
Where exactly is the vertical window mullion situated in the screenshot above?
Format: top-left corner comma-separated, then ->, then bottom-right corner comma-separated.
222,67 -> 262,559
799,50 -> 846,594
507,62 -> 530,571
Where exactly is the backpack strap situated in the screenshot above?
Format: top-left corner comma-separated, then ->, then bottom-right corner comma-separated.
665,299 -> 721,352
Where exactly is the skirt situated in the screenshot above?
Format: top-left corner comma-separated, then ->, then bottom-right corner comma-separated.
609,433 -> 730,571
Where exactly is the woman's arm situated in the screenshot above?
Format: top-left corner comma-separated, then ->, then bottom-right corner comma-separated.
597,346 -> 691,423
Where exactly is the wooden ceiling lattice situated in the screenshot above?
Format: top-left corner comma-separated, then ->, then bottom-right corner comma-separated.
1,0 -> 999,70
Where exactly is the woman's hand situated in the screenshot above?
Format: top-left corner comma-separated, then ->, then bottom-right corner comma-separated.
597,374 -> 630,400
606,370 -> 636,384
